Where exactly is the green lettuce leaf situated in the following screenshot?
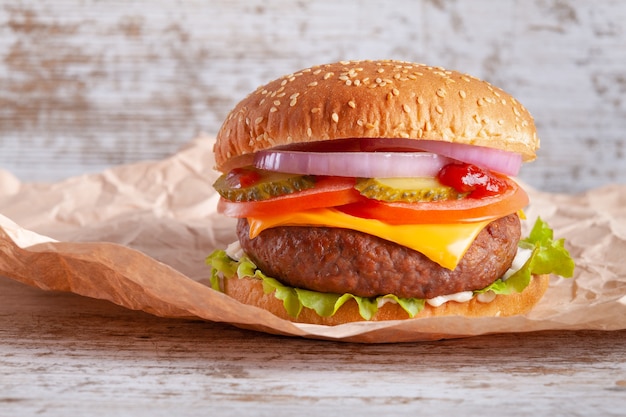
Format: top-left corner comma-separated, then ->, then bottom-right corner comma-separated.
206,217 -> 574,320
521,217 -> 576,278
478,217 -> 575,295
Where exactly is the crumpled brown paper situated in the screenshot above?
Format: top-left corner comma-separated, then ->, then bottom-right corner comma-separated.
1,135 -> 625,342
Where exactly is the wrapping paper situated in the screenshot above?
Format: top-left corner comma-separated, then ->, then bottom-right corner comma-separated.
1,135 -> 624,343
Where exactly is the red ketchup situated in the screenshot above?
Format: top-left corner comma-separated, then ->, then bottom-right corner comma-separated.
224,167 -> 262,189
437,163 -> 509,198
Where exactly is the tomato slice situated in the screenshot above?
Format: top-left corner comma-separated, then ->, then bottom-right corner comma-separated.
217,176 -> 361,218
336,177 -> 528,224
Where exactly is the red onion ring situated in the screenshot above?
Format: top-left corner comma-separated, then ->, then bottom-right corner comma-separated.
254,150 -> 452,178
409,140 -> 522,176
356,138 -> 522,176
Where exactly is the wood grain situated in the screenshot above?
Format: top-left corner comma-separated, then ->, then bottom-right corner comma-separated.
0,1 -> 625,192
2,275 -> 626,416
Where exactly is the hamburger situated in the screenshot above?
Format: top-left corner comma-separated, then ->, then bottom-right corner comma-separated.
207,59 -> 574,325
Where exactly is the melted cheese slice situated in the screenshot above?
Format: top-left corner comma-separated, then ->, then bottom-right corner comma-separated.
247,208 -> 491,270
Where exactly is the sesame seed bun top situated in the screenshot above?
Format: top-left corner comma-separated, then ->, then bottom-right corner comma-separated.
213,60 -> 538,172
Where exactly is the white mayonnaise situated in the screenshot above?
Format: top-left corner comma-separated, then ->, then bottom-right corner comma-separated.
225,240 -> 244,261
501,246 -> 533,281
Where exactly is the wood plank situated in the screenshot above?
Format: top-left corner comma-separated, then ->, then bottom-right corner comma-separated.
1,275 -> 625,415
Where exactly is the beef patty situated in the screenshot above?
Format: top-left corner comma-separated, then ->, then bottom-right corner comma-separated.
236,214 -> 521,299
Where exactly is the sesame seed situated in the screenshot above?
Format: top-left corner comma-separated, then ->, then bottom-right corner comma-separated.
254,116 -> 264,125
276,92 -> 286,98
273,100 -> 281,106
270,107 -> 278,113
259,98 -> 266,105
435,105 -> 444,114
339,75 -> 349,81
288,76 -> 296,82
436,88 -> 446,98
365,122 -> 375,129
461,76 -> 471,82
345,79 -> 352,86
290,93 -> 300,99
348,100 -> 356,108
501,99 -> 507,105
357,119 -> 364,126
324,72 -> 334,80
375,77 -> 383,84
477,98 -> 486,106
331,112 -> 339,123
403,104 -> 411,113
392,88 -> 400,96
513,107 -> 521,117
290,98 -> 297,107
407,74 -> 417,80
459,90 -> 467,99
386,92 -> 393,101
354,79 -> 361,86
313,69 -> 322,75
311,108 -> 320,114
498,119 -> 505,125
425,121 -> 432,131
377,68 -> 385,73
281,80 -> 288,86
307,127 -> 313,137
308,81 -> 318,87
417,96 -> 424,105
245,117 -> 250,126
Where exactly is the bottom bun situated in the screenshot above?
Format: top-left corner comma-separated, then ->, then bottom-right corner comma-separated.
223,274 -> 550,326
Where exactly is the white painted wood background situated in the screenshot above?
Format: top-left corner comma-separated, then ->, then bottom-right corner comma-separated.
1,0 -> 625,193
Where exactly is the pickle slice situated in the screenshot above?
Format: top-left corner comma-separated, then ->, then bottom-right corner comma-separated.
355,177 -> 465,203
213,167 -> 316,202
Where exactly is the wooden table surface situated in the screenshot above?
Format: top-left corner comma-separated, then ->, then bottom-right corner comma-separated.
2,275 -> 625,416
